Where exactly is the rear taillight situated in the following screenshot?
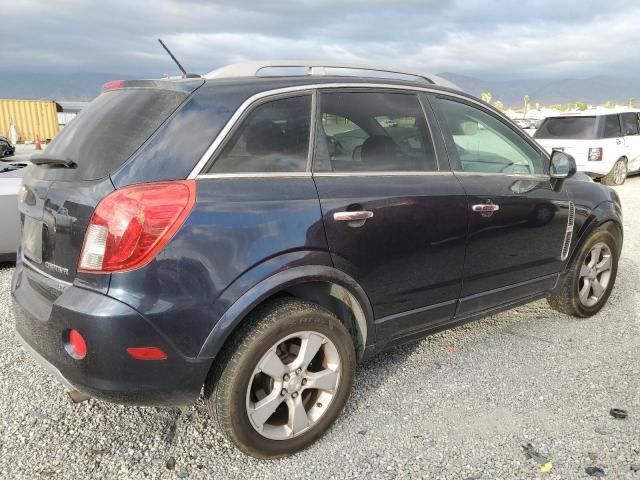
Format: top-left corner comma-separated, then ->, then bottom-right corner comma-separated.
78,181 -> 196,273
588,147 -> 603,161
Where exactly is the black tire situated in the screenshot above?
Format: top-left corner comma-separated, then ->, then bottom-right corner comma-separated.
204,297 -> 356,458
547,227 -> 619,317
601,158 -> 627,186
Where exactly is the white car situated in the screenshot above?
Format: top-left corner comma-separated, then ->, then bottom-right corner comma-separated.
534,109 -> 640,185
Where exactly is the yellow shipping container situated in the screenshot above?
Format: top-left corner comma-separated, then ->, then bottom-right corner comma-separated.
0,99 -> 59,143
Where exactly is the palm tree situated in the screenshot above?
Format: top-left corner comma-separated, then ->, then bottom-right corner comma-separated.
523,95 -> 530,118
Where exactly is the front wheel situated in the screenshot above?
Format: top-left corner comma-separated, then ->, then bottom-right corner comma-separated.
601,158 -> 627,186
547,227 -> 619,317
205,298 -> 356,458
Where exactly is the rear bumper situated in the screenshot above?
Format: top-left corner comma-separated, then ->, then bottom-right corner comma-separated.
11,259 -> 211,406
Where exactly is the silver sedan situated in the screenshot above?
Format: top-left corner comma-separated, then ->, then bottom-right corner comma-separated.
0,161 -> 27,262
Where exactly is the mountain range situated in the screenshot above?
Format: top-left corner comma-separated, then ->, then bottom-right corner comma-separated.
0,71 -> 639,107
439,73 -> 640,108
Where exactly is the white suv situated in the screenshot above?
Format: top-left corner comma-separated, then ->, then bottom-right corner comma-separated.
534,109 -> 640,185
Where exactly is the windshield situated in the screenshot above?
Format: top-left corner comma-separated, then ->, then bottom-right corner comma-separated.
43,88 -> 188,180
534,116 -> 597,140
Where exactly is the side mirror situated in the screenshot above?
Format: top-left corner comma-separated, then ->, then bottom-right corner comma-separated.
550,150 -> 577,179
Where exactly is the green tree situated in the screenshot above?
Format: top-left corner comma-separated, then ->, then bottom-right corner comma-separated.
603,101 -> 614,109
481,92 -> 493,104
493,100 -> 506,112
629,98 -> 636,108
575,102 -> 588,111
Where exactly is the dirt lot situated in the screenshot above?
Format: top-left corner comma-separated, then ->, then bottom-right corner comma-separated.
0,178 -> 638,479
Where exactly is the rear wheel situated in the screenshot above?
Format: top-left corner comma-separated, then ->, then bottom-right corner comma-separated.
547,227 -> 619,317
601,158 -> 627,186
205,298 -> 356,458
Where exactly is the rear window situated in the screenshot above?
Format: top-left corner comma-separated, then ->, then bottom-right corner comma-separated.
534,116 -> 597,140
44,88 -> 187,180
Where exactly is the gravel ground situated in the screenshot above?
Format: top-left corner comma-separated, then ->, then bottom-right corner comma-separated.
1,179 -> 639,479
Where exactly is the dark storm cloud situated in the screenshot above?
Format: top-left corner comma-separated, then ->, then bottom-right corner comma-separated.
1,0 -> 639,79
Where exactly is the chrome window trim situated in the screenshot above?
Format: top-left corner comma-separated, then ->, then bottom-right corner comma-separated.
452,171 -> 551,181
189,82 -> 492,179
197,172 -> 313,179
314,171 -> 455,177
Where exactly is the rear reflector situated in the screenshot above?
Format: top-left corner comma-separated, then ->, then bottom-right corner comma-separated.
78,181 -> 196,273
126,347 -> 168,360
65,329 -> 87,360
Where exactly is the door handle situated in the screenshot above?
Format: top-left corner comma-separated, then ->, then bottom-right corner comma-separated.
333,211 -> 374,222
471,204 -> 500,213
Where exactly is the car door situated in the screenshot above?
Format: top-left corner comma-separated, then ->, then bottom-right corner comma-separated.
429,94 -> 571,316
621,112 -> 640,172
312,89 -> 468,341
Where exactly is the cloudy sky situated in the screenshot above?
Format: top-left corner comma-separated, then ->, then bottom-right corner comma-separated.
2,0 -> 640,80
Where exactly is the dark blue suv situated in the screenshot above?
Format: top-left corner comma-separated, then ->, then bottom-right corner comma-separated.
11,62 -> 623,458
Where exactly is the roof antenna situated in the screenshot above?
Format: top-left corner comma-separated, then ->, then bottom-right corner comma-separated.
157,38 -> 200,78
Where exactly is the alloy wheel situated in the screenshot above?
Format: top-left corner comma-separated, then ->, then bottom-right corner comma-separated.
578,242 -> 613,307
613,160 -> 627,185
245,331 -> 341,440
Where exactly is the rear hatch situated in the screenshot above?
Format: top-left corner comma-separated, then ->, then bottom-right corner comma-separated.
534,116 -> 597,164
18,79 -> 202,291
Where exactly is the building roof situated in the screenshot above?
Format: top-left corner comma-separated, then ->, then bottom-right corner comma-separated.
55,101 -> 90,113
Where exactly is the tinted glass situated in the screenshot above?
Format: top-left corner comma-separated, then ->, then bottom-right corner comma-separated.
316,92 -> 436,172
621,112 -> 639,136
209,95 -> 311,173
436,97 -> 543,174
534,116 -> 597,140
44,89 -> 187,180
602,115 -> 622,138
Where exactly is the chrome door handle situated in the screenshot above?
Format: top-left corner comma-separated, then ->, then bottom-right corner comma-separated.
333,211 -> 374,221
471,204 -> 500,213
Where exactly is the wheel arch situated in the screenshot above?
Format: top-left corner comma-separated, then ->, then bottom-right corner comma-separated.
568,201 -> 623,267
197,265 -> 375,363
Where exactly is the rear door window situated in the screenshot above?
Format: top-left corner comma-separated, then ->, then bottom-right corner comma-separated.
43,88 -> 188,180
208,95 -> 311,173
602,115 -> 622,138
315,91 -> 437,172
621,113 -> 639,136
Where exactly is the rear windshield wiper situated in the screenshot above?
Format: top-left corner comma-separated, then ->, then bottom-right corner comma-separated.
31,154 -> 77,168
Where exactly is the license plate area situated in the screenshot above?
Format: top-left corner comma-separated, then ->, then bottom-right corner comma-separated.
23,216 -> 43,263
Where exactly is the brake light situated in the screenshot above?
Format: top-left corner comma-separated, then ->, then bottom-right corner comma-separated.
78,181 -> 196,273
103,80 -> 124,90
588,147 -> 603,161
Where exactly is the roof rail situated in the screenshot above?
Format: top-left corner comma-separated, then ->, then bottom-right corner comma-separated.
204,60 -> 461,90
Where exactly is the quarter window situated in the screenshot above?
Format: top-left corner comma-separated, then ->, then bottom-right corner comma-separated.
621,112 -> 639,136
315,92 -> 437,172
208,95 -> 311,173
602,115 -> 622,138
436,97 -> 543,175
